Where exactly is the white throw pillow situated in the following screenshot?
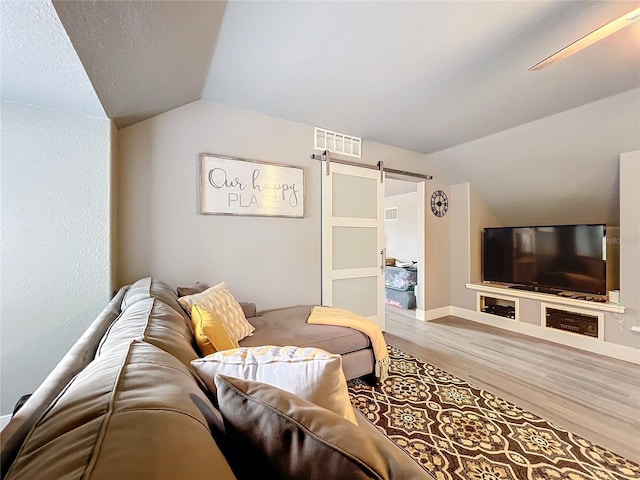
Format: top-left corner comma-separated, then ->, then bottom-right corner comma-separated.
191,345 -> 357,425
178,282 -> 254,342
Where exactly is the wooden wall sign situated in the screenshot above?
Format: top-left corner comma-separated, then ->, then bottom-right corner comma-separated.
199,154 -> 304,218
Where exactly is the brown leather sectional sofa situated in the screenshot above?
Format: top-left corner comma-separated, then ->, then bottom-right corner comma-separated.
1,277 -> 432,479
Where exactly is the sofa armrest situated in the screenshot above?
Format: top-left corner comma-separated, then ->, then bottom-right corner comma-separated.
239,302 -> 257,319
1,286 -> 129,477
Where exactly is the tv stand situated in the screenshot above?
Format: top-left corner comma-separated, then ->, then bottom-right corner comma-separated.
478,293 -> 517,320
469,283 -> 623,313
463,282 -> 633,364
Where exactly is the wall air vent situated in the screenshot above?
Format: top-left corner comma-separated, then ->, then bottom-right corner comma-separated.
385,207 -> 399,221
314,127 -> 361,158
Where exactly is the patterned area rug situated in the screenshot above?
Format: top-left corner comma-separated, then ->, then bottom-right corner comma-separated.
348,346 -> 639,480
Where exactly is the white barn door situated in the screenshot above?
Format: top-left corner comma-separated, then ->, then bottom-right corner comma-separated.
321,161 -> 386,331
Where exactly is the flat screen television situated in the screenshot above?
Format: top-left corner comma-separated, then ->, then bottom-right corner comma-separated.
482,224 -> 606,295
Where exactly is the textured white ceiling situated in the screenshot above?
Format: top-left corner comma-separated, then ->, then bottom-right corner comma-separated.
202,1 -> 640,154
52,0 -> 226,128
0,0 -> 105,118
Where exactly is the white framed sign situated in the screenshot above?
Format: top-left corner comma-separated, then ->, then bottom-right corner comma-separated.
199,153 -> 304,217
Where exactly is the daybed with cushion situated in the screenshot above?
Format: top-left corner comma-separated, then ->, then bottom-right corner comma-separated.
241,306 -> 375,381
1,277 -> 432,480
177,282 -> 377,382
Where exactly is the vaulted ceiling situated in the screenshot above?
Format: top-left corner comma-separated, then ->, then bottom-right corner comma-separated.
2,0 -> 639,223
201,1 -> 640,155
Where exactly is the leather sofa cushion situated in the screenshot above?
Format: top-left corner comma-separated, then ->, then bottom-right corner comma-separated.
97,298 -> 199,375
5,340 -> 237,480
215,375 -> 432,480
121,277 -> 191,330
240,306 -> 371,355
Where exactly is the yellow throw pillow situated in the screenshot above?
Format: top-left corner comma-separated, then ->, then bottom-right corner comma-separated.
178,282 -> 255,342
191,305 -> 240,356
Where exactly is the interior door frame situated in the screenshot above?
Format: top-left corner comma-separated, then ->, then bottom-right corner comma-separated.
383,176 -> 427,319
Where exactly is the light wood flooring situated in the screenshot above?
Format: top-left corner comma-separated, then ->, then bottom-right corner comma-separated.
384,305 -> 640,463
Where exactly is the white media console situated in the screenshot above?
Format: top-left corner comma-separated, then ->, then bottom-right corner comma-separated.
463,282 -> 637,364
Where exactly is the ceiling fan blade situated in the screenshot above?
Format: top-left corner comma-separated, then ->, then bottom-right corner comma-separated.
530,7 -> 640,71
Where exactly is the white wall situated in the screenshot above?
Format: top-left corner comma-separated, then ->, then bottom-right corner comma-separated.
435,91 -> 640,350
116,100 -> 451,311
470,186 -> 501,285
424,187 -> 451,310
450,183 -> 501,311
0,102 -> 112,416
430,89 -> 640,227
385,192 -> 418,263
616,150 -> 640,349
450,183 -> 471,309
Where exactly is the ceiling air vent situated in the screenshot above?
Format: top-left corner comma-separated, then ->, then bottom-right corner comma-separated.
314,127 -> 361,158
385,207 -> 398,221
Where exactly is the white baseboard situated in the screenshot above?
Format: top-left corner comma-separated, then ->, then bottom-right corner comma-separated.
1,414 -> 11,431
422,306 -> 453,321
450,306 -> 640,365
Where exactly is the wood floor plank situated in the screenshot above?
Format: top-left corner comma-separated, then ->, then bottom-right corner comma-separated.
384,306 -> 640,463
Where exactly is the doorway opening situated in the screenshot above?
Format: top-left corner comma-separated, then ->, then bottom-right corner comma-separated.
384,177 -> 426,320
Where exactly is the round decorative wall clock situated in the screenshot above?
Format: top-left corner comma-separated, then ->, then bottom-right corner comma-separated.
430,190 -> 448,217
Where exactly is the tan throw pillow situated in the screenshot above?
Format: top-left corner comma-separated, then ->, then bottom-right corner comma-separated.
178,282 -> 254,341
191,345 -> 357,425
177,282 -> 210,298
214,375 -> 432,480
191,304 -> 240,356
